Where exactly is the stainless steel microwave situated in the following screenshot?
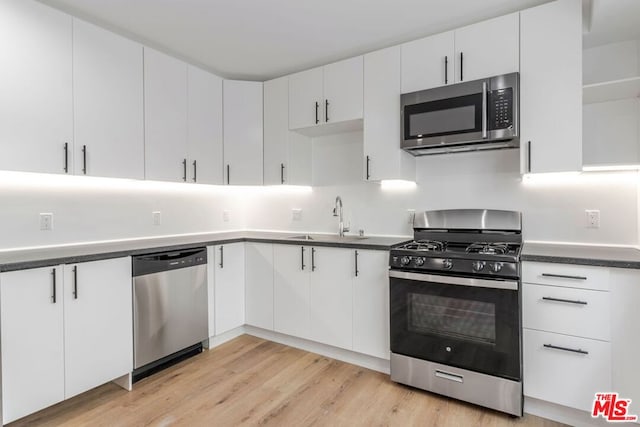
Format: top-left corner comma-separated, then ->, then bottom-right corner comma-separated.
401,72 -> 519,155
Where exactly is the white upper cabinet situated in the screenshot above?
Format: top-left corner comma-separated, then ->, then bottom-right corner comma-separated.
401,31 -> 455,93
0,0 -> 72,175
187,66 -> 224,185
520,0 -> 582,173
223,80 -> 264,185
364,46 -> 415,182
289,57 -> 363,134
144,48 -> 188,182
454,13 -> 519,83
263,76 -> 312,185
73,19 -> 144,180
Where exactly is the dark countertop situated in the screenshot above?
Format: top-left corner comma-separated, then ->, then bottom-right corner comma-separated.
522,242 -> 640,269
0,231 -> 410,272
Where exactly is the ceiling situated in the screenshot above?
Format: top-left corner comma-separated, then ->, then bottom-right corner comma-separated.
583,0 -> 640,48
39,0 -> 552,81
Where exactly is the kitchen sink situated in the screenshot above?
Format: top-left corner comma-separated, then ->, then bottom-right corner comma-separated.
286,234 -> 368,242
287,235 -> 314,240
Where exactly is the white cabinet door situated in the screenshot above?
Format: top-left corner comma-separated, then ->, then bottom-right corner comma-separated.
245,243 -> 274,330
144,47 -> 188,182
0,0 -> 72,175
1,266 -> 65,424
274,245 -> 310,339
364,46 -> 415,182
323,56 -> 364,124
454,13 -> 519,83
62,258 -> 132,399
207,246 -> 216,337
223,80 -> 264,185
73,19 -> 144,180
353,250 -> 390,359
520,0 -> 582,173
309,247 -> 353,350
401,31 -> 455,93
289,67 -> 324,129
214,243 -> 245,335
187,66 -> 223,185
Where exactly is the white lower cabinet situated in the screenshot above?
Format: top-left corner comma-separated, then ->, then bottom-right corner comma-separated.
213,243 -> 245,335
0,257 -> 132,424
274,245 -> 311,339
245,243 -> 274,330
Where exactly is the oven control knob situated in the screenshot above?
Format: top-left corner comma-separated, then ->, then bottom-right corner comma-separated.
401,256 -> 411,266
472,261 -> 486,272
414,257 -> 425,267
442,259 -> 453,270
490,262 -> 503,273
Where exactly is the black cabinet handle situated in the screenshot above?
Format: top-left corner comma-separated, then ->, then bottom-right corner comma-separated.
226,164 -> 230,185
543,343 -> 589,355
281,163 -> 285,184
315,101 -> 319,124
460,52 -> 464,81
444,56 -> 448,84
301,246 -> 305,270
63,143 -> 69,173
182,159 -> 187,182
82,145 -> 87,175
73,265 -> 78,300
542,296 -> 587,305
192,160 -> 197,182
219,246 -> 224,268
325,99 -> 329,122
51,268 -> 57,304
541,273 -> 587,280
366,155 -> 371,180
311,248 -> 316,272
355,250 -> 359,277
527,141 -> 532,173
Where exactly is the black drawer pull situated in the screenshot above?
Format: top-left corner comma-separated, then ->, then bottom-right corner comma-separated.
542,296 -> 587,305
541,273 -> 587,280
543,343 -> 588,355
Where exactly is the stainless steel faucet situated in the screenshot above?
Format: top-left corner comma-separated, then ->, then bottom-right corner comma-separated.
333,196 -> 350,237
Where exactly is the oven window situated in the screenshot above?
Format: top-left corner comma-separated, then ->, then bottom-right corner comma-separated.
409,105 -> 476,136
407,293 -> 496,344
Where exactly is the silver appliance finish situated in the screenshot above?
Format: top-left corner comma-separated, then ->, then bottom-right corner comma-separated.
332,196 -> 350,237
133,258 -> 208,369
390,353 -> 523,416
414,209 -> 522,231
388,270 -> 518,291
401,73 -> 519,155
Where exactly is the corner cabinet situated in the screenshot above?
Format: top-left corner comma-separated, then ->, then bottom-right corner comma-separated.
223,81 -> 264,185
363,46 -> 415,182
263,76 -> 312,186
0,0 -> 73,175
213,243 -> 246,334
520,0 -> 582,174
245,243 -> 275,330
1,257 -> 133,425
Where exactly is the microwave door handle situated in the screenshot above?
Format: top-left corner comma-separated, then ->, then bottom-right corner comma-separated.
482,81 -> 488,139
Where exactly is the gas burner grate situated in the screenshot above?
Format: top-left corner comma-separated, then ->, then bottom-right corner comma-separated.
465,243 -> 511,255
400,240 -> 446,252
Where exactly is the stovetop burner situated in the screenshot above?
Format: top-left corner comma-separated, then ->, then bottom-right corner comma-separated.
397,240 -> 446,252
465,242 -> 513,255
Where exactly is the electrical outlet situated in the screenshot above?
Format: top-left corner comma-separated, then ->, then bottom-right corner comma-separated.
40,213 -> 53,231
292,209 -> 302,221
407,209 -> 416,225
152,211 -> 162,226
586,209 -> 600,228
223,210 -> 230,222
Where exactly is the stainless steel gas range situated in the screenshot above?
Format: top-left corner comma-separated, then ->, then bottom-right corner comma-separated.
389,209 -> 523,416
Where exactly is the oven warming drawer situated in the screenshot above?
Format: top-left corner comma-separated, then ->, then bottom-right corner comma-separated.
390,353 -> 523,417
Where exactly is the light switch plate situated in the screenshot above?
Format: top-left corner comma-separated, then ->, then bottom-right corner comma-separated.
586,209 -> 600,228
40,213 -> 53,231
407,209 -> 416,225
292,209 -> 302,221
152,211 -> 162,226
223,210 -> 230,222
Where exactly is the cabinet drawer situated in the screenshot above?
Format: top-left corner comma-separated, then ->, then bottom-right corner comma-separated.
524,328 -> 611,411
523,283 -> 610,341
522,261 -> 609,291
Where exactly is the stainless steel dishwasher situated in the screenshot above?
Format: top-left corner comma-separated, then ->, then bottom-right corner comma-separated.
132,247 -> 208,381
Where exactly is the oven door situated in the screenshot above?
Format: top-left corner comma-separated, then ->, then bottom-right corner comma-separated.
389,270 -> 521,381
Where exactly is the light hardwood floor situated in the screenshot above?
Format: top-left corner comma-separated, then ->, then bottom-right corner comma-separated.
11,335 -> 565,426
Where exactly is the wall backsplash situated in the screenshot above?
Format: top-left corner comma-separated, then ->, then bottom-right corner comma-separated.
0,132 -> 637,250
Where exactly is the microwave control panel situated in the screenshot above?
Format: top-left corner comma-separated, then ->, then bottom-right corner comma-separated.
488,87 -> 513,130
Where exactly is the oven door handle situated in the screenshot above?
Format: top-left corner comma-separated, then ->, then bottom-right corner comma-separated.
482,81 -> 488,139
388,270 -> 518,291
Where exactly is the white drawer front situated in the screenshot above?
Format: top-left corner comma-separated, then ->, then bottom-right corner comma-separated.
523,283 -> 610,341
524,328 -> 611,411
523,261 -> 609,291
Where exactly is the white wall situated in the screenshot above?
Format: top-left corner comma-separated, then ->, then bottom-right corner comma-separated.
246,132 -> 639,245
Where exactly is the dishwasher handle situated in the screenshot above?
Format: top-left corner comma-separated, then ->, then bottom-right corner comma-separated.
133,247 -> 207,277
